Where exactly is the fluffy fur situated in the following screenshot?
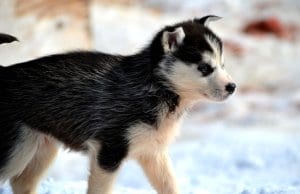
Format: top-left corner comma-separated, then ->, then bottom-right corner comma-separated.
0,16 -> 235,194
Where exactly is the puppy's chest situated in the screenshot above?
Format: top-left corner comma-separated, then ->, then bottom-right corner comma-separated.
128,113 -> 183,157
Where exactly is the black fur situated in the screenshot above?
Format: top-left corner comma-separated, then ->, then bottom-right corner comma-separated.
0,50 -> 179,171
198,63 -> 215,76
0,17 -> 220,172
0,33 -> 18,44
164,20 -> 222,64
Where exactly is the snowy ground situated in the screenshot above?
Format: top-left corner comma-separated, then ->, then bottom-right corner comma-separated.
0,0 -> 300,194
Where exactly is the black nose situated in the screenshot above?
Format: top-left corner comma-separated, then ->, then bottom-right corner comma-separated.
225,83 -> 236,94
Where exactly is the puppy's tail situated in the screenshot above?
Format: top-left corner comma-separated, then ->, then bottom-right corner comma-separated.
0,33 -> 18,45
0,33 -> 18,69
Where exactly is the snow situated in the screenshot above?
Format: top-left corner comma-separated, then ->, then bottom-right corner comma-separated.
1,0 -> 300,193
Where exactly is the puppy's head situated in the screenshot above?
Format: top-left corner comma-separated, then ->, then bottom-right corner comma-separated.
157,15 -> 236,102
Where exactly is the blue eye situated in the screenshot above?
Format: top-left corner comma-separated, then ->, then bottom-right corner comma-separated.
197,63 -> 214,76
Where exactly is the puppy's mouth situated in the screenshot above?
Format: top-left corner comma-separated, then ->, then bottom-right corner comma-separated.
202,90 -> 232,102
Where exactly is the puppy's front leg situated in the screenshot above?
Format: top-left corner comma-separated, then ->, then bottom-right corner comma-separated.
138,151 -> 179,194
87,159 -> 118,194
87,144 -> 125,194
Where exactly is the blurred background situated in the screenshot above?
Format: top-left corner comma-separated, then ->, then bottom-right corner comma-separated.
0,0 -> 300,194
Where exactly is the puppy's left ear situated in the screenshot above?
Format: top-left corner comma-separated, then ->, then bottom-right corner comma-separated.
162,27 -> 185,53
194,15 -> 222,27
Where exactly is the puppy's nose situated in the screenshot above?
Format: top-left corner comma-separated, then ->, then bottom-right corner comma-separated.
225,82 -> 236,94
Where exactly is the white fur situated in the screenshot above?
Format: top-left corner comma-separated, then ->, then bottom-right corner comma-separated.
10,136 -> 58,194
128,110 -> 184,158
127,107 -> 185,194
203,35 -> 234,100
83,107 -> 185,194
162,27 -> 185,53
161,60 -> 206,103
138,151 -> 179,194
86,140 -> 118,194
203,34 -> 223,67
0,125 -> 43,182
86,139 -> 101,155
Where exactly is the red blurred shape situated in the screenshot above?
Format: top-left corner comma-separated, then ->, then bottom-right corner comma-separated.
243,17 -> 291,39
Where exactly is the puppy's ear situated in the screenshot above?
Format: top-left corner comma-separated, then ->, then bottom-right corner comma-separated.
162,27 -> 185,53
194,15 -> 222,27
0,33 -> 18,44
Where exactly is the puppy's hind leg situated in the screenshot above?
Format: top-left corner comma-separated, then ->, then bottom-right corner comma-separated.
10,137 -> 58,194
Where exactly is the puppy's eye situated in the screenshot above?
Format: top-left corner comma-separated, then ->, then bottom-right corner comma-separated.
197,63 -> 214,76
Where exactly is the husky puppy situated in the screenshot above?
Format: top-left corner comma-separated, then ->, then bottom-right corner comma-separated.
0,15 -> 236,194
